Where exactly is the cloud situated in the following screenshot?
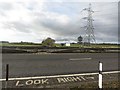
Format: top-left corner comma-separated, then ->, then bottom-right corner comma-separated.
0,1 -> 118,43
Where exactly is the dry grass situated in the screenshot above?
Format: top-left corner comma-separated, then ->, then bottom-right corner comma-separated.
70,80 -> 119,89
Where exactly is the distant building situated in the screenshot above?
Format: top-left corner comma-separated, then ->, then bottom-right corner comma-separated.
56,40 -> 76,47
65,41 -> 71,46
65,43 -> 70,46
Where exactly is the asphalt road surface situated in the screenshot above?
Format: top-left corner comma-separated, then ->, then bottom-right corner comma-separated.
2,53 -> 118,78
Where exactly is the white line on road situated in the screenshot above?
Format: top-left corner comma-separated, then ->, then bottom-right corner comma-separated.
0,71 -> 119,81
69,58 -> 92,61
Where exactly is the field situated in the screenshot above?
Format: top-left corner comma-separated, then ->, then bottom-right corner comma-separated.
0,43 -> 41,47
0,42 -> 119,48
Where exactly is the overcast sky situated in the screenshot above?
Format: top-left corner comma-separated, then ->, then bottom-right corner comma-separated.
0,0 -> 119,43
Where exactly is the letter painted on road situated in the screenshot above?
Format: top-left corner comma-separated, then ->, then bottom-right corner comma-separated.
15,76 -> 96,87
72,77 -> 81,81
34,80 -> 41,85
57,76 -> 81,83
26,80 -> 33,85
16,81 -> 24,87
80,76 -> 86,80
57,78 -> 66,83
41,79 -> 49,84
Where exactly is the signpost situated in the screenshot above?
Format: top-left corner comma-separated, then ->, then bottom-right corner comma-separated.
99,61 -> 103,89
5,64 -> 9,88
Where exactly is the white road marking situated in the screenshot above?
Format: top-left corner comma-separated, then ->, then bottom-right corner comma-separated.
80,76 -> 86,80
69,58 -> 92,61
86,77 -> 94,80
0,71 -> 119,81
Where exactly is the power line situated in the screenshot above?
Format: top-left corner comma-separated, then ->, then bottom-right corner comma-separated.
82,3 -> 96,45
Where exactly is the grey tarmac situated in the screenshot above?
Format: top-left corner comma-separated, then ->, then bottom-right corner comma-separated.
2,53 -> 118,78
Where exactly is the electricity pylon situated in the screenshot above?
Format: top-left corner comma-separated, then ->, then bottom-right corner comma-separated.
82,3 -> 96,45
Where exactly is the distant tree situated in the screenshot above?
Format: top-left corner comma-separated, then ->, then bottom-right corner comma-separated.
0,41 -> 9,43
61,43 -> 65,46
78,36 -> 83,44
42,37 -> 55,47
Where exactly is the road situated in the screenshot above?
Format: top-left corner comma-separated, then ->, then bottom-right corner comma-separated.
2,53 -> 118,78
1,72 -> 119,88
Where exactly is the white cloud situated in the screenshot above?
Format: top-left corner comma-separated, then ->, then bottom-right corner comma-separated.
0,1 -> 118,43
44,12 -> 70,25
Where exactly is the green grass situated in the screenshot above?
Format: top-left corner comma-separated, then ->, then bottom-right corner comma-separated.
1,43 -> 119,48
55,43 -> 119,48
0,43 -> 42,47
89,44 -> 119,48
55,43 -> 83,47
